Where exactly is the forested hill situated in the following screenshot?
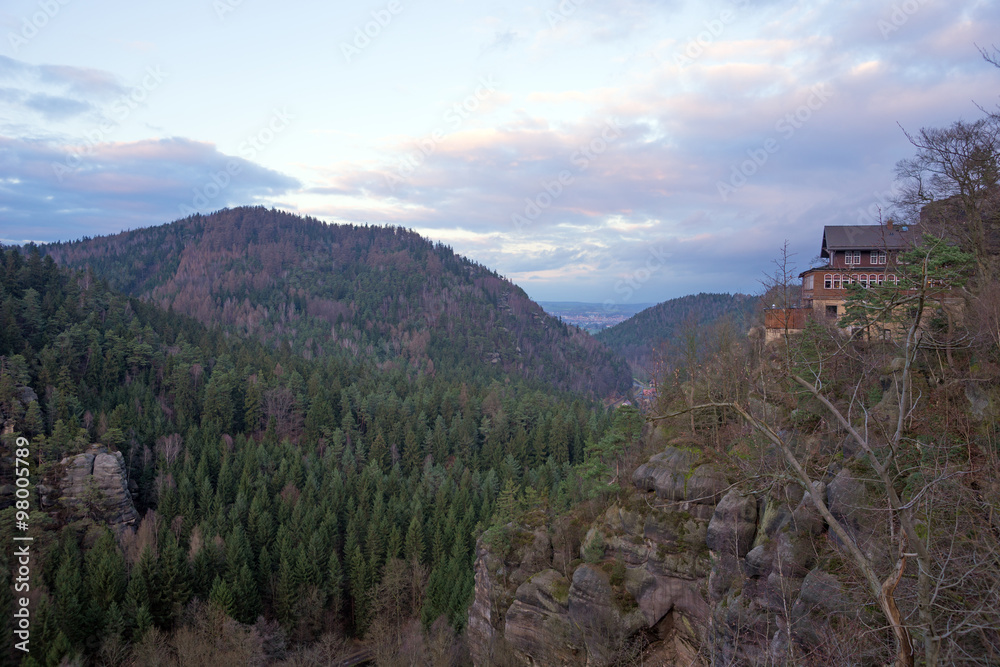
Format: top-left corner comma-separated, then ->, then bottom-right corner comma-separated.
0,244 -> 615,663
594,292 -> 755,376
41,207 -> 631,397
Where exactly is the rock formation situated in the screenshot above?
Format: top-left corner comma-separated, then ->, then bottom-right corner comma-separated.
468,439 -> 870,666
58,445 -> 139,530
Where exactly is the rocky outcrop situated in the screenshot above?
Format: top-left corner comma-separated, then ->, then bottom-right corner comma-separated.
469,443 -> 722,666
705,490 -> 757,557
59,445 -> 138,530
469,438 -> 875,666
707,475 -> 873,666
467,520 -> 559,665
504,569 -> 580,665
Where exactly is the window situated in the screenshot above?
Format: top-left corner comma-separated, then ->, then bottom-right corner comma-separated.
804,275 -> 814,290
832,274 -> 841,289
872,251 -> 886,265
826,305 -> 838,317
888,274 -> 898,285
824,274 -> 832,289
846,251 -> 861,265
859,274 -> 869,288
877,274 -> 885,285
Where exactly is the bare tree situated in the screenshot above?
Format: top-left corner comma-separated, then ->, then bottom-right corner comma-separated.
893,118 -> 1000,275
652,236 -> 1000,666
980,43 -> 1000,69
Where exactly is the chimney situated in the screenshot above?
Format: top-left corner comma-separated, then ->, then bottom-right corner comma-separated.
886,218 -> 894,232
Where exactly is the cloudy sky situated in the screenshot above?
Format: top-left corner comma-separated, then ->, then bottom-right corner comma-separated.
1,0 -> 997,303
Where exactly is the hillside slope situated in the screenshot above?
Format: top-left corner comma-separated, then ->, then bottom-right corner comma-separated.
42,206 -> 631,396
594,293 -> 755,376
0,244 -> 616,663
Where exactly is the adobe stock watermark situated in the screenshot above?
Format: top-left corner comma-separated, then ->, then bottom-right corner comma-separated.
604,244 -> 673,313
341,0 -> 403,63
511,118 -> 623,231
52,66 -> 167,182
384,76 -> 498,191
716,83 -> 834,202
546,0 -> 587,28
213,0 -> 246,20
11,436 -> 34,654
7,0 -> 72,54
178,108 -> 293,216
667,0 -> 749,68
878,0 -> 931,39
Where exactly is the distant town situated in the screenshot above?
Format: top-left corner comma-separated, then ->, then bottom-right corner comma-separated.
537,301 -> 656,333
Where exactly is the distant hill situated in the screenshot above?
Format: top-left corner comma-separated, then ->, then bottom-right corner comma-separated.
41,206 -> 632,396
594,292 -> 756,378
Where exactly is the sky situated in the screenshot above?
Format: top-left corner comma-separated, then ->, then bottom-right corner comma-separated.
0,0 -> 998,305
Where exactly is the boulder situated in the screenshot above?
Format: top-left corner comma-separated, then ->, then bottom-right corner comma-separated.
790,483 -> 825,536
826,468 -> 866,527
631,447 -> 703,501
625,567 -> 710,631
965,382 -> 994,421
685,464 -> 728,505
706,490 -> 758,557
708,553 -> 741,602
790,568 -> 849,647
773,531 -> 815,580
826,468 -> 881,558
744,542 -> 773,579
795,568 -> 847,616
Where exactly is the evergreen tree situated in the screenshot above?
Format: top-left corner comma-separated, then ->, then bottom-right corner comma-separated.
232,563 -> 262,624
404,511 -> 425,565
157,531 -> 191,626
124,546 -> 158,634
209,576 -> 237,619
85,529 -> 126,632
327,550 -> 344,616
53,539 -> 88,647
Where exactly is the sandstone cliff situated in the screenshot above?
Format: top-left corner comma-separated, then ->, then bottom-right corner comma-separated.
57,445 -> 139,531
468,433 -> 871,666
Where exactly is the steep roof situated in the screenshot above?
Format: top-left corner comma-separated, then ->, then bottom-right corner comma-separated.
821,225 -> 915,257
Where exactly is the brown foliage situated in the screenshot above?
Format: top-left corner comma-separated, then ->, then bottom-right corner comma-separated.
127,603 -> 274,667
121,510 -> 159,566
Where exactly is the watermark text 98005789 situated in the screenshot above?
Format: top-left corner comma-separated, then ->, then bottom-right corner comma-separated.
12,436 -> 34,653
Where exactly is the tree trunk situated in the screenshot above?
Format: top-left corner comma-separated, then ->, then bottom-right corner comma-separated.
881,549 -> 914,667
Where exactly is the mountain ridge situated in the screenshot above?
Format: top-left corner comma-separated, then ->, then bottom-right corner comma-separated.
40,206 -> 632,397
594,292 -> 757,377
